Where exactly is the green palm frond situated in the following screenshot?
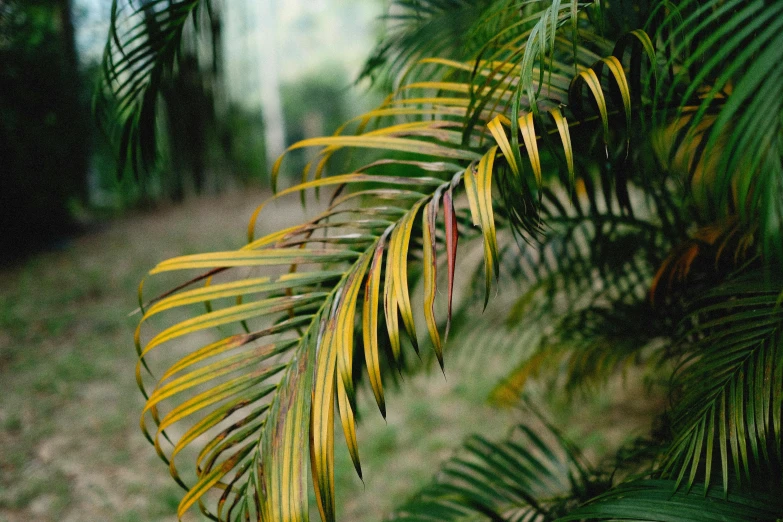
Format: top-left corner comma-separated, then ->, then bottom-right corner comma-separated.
559,479 -> 783,521
653,0 -> 783,257
475,173 -> 679,399
660,272 -> 783,495
389,421 -> 602,522
96,0 -> 207,176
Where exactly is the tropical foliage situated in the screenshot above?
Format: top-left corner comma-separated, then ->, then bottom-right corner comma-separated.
1,0 -> 89,257
109,0 -> 783,520
96,0 -> 225,199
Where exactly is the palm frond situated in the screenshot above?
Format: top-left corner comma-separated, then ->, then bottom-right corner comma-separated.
653,0 -> 783,258
133,1 -> 770,518
137,173 -> 456,520
389,421 -> 602,522
95,0 -> 207,177
559,479 -> 783,521
660,271 -> 783,495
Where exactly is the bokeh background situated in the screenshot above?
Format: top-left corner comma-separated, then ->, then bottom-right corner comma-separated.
0,2 -> 657,520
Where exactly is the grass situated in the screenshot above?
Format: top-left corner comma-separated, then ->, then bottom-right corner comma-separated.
0,189 -> 661,522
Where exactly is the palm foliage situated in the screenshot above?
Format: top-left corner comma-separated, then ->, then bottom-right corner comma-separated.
123,0 -> 783,520
96,0 -> 216,179
389,420 -> 606,521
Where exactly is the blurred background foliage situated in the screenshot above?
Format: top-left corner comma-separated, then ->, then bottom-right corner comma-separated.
0,0 -> 90,259
0,0 -> 382,262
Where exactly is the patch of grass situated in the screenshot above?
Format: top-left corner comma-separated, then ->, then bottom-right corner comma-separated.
0,468 -> 71,512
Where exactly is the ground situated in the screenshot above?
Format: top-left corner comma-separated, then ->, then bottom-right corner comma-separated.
0,188 -> 661,521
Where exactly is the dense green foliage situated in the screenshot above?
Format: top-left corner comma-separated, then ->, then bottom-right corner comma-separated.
119,0 -> 783,520
0,0 -> 89,257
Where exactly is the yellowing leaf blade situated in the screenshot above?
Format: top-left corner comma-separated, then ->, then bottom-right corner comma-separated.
389,200 -> 427,354
423,193 -> 443,371
550,107 -> 575,188
363,234 -> 388,417
488,116 -> 520,176
519,112 -> 542,188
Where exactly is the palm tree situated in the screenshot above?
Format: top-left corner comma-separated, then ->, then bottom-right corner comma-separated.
118,0 -> 783,520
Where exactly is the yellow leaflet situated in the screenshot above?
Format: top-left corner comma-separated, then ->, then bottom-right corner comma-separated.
244,225 -> 302,249
400,81 -> 471,93
363,235 -> 388,416
475,146 -> 500,307
494,114 -> 512,127
597,56 -> 632,151
388,97 -> 471,108
422,196 -> 443,371
488,115 -> 520,176
151,249 -> 358,274
177,442 -> 254,519
337,376 -> 362,479
417,57 -> 523,78
519,112 -> 542,187
271,135 -> 481,192
570,68 -> 609,152
143,272 -> 341,319
362,120 -> 460,135
141,294 -> 324,358
311,322 -> 337,522
463,162 -> 481,227
550,108 -> 575,187
147,368 -> 279,444
389,200 -> 427,353
345,106 -> 468,126
383,245 -> 401,365
335,250 -> 374,405
136,333 -> 233,395
144,345 -> 280,415
298,124 -> 464,184
161,317 -> 308,382
247,173 -> 443,241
